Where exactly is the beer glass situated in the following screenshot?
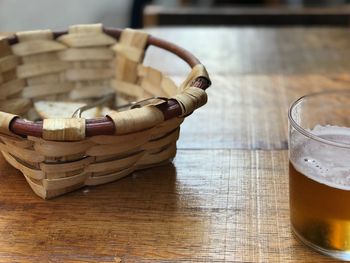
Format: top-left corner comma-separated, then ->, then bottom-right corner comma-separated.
289,90 -> 350,260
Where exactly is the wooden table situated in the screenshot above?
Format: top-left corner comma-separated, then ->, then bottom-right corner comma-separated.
1,27 -> 349,262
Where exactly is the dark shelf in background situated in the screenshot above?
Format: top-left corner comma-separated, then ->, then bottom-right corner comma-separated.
144,5 -> 350,26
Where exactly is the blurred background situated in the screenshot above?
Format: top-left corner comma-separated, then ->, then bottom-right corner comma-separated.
1,0 -> 350,31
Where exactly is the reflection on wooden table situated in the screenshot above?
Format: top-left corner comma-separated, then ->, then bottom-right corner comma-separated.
0,27 -> 349,262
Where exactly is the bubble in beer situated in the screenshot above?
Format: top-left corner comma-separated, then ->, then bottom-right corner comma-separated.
291,125 -> 350,190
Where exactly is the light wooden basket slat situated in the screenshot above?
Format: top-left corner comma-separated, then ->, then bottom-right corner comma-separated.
0,24 -> 211,199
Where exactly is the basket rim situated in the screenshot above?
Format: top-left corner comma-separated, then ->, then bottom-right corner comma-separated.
4,27 -> 211,138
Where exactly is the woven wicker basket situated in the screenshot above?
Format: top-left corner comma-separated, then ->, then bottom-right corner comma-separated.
0,24 -> 211,199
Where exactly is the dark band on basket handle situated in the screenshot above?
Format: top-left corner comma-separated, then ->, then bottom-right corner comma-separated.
8,27 -> 211,138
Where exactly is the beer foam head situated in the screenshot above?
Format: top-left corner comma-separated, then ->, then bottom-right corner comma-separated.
291,125 -> 350,190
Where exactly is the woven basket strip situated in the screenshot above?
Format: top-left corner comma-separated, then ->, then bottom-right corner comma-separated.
2,151 -> 44,180
93,149 -> 141,162
58,47 -> 114,61
66,68 -> 113,81
12,31 -> 65,55
149,117 -> 183,137
13,30 -> 69,106
0,41 -> 17,91
22,83 -> 74,99
114,28 -> 148,62
70,87 -> 113,101
40,156 -> 93,173
0,55 -> 18,73
110,80 -> 143,99
139,66 -> 168,97
43,172 -> 89,191
45,169 -> 85,179
0,112 -> 18,136
17,30 -> 53,41
0,39 -> 24,111
85,167 -> 134,186
179,64 -> 209,91
25,174 -> 85,199
26,72 -> 63,85
160,75 -> 178,97
108,106 -> 164,134
0,38 -> 12,56
172,86 -> 208,116
1,67 -> 15,80
113,28 -> 148,84
1,134 -> 34,148
138,142 -> 176,167
22,174 -> 46,197
167,64 -> 209,117
115,96 -> 131,108
57,25 -> 116,102
72,60 -> 112,69
113,45 -> 144,62
31,137 -> 93,157
0,142 -> 44,163
147,144 -> 174,155
16,58 -> 68,79
65,67 -> 114,81
0,79 -> 26,99
111,64 -> 179,104
43,118 -> 85,141
12,40 -> 65,56
144,128 -> 180,150
44,154 -> 87,164
86,152 -> 143,173
57,24 -> 116,48
0,38 -> 18,74
116,58 -> 139,84
89,126 -> 152,144
86,142 -> 144,157
0,98 -> 31,116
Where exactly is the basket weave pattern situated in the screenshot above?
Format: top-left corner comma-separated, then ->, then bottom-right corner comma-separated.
0,24 -> 210,199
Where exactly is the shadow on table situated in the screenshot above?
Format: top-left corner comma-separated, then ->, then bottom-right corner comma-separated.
0,156 -> 209,261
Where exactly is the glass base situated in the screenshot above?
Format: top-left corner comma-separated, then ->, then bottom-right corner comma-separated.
292,225 -> 350,261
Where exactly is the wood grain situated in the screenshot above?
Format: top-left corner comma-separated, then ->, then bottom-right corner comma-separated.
178,73 -> 350,150
0,149 -> 339,262
0,27 -> 349,262
144,28 -> 350,149
145,27 -> 350,75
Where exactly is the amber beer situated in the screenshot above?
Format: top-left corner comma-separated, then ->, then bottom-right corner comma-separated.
290,161 -> 350,253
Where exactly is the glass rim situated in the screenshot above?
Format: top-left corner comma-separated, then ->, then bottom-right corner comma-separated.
288,90 -> 350,149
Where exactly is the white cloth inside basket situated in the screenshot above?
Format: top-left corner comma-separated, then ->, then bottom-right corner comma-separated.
34,101 -> 112,119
